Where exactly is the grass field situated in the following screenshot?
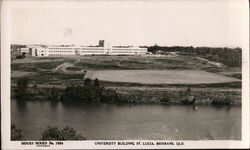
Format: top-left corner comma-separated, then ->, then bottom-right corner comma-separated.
12,56 -> 63,64
74,55 -> 217,70
85,70 -> 240,85
11,55 -> 223,71
11,55 -> 241,88
11,71 -> 32,78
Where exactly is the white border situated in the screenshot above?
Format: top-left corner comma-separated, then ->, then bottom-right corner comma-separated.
1,0 -> 249,149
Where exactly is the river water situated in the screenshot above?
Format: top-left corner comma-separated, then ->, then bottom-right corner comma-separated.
11,99 -> 241,140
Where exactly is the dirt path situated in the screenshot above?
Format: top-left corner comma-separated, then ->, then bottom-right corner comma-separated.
54,62 -> 74,72
195,57 -> 224,67
53,57 -> 86,74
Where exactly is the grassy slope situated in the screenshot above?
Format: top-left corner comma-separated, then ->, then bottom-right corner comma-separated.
74,55 -> 215,70
11,55 -> 241,88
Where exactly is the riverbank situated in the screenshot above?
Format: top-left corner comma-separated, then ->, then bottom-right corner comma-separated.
11,85 -> 241,105
115,88 -> 241,105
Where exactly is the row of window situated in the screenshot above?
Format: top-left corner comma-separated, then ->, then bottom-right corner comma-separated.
40,51 -> 146,54
47,48 -> 147,51
49,48 -> 104,50
47,51 -> 104,54
112,49 -> 146,51
76,48 -> 104,50
49,54 -> 74,56
112,51 -> 134,53
38,49 -> 147,55
45,53 -> 146,56
112,50 -> 140,53
49,51 -> 74,53
47,51 -> 142,53
49,48 -> 81,49
80,51 -> 104,53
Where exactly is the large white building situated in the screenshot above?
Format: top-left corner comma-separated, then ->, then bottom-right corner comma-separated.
23,40 -> 148,57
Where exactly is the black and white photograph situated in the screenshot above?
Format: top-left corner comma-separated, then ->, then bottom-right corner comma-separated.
1,0 -> 249,149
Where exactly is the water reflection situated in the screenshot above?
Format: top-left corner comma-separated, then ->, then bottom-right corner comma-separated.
11,99 -> 241,140
13,99 -> 27,114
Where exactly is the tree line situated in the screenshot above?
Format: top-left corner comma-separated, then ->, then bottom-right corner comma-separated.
15,77 -> 120,103
147,45 -> 242,67
14,77 -> 235,105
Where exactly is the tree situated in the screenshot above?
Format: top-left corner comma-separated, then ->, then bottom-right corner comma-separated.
94,78 -> 100,87
148,44 -> 160,54
15,77 -> 29,100
84,78 -> 92,86
49,87 -> 61,100
41,126 -> 86,140
101,89 -> 119,103
33,84 -> 37,90
16,77 -> 29,88
62,86 -> 77,101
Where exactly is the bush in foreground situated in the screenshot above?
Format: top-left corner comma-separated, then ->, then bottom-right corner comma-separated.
41,126 -> 86,140
11,125 -> 23,140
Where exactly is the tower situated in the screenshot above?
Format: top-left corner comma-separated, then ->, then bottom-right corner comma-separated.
99,40 -> 104,47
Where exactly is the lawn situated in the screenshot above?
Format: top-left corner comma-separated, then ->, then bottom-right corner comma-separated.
11,55 -> 224,71
85,70 -> 240,85
74,55 -> 217,70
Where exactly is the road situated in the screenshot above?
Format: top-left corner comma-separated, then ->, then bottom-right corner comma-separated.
53,57 -> 86,74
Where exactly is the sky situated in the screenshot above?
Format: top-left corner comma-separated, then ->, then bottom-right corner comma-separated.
11,0 -> 247,47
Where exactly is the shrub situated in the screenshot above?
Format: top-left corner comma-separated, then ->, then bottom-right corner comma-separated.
41,126 -> 86,140
101,89 -> 119,103
16,55 -> 25,59
11,125 -> 23,140
160,97 -> 170,103
211,95 -> 232,105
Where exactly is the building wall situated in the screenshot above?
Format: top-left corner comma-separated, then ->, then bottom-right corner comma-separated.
37,48 -> 49,57
31,45 -> 147,57
20,48 -> 30,54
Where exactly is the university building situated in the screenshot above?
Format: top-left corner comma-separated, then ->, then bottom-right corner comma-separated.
21,40 -> 148,57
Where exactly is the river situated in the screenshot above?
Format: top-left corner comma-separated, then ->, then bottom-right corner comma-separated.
11,99 -> 241,140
